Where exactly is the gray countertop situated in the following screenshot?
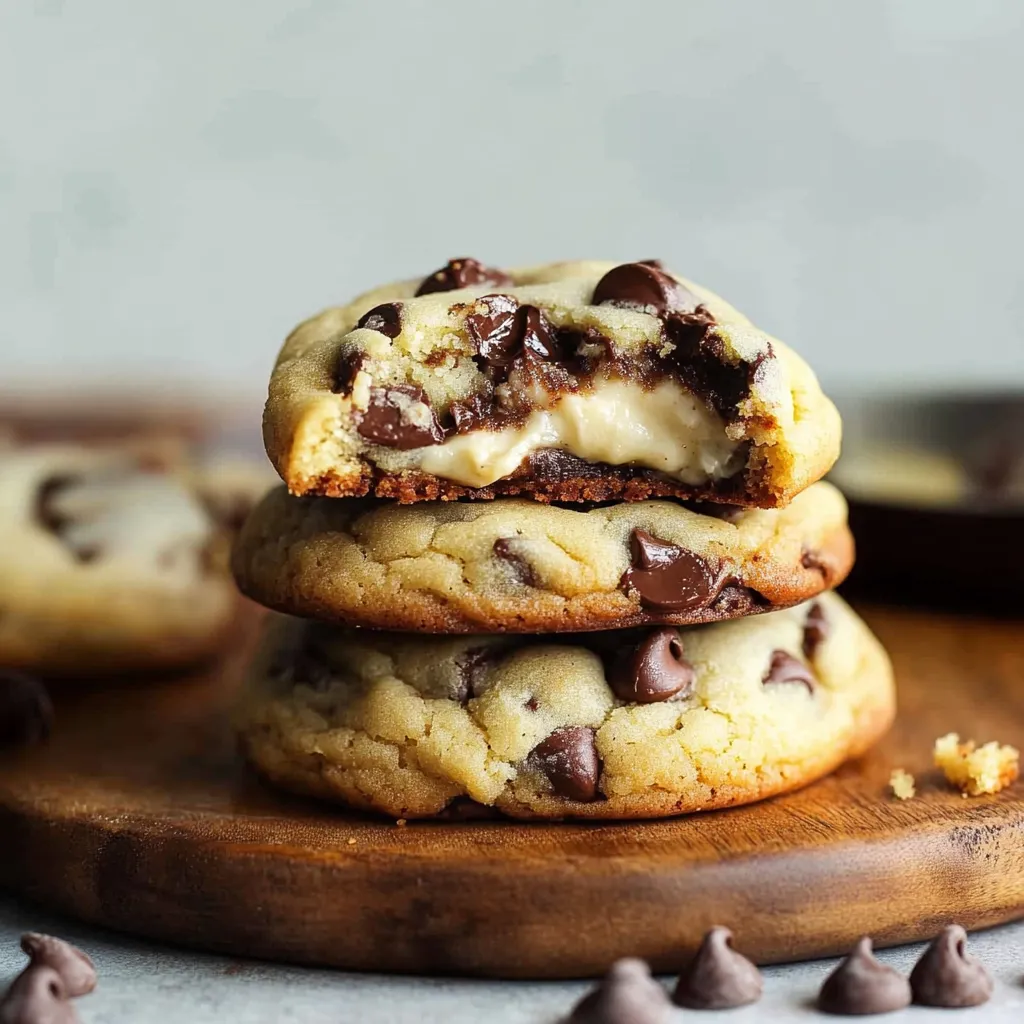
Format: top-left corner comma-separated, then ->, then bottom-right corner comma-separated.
2,896 -> 1023,1022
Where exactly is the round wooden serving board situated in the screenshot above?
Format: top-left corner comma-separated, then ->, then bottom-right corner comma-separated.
2,603 -> 1024,979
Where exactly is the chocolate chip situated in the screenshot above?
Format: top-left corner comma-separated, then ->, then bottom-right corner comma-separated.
909,925 -> 992,1008
36,476 -> 75,535
818,937 -> 911,1016
435,797 -> 499,821
465,295 -> 561,379
620,529 -> 720,612
492,538 -> 537,587
672,926 -> 763,1010
592,262 -> 700,315
333,350 -> 367,394
356,303 -> 403,338
356,385 -> 444,449
530,726 -> 600,802
803,602 -> 829,659
415,258 -> 513,297
0,965 -> 79,1024
762,651 -> 816,693
455,647 -> 493,703
608,628 -> 694,704
568,958 -> 671,1024
20,935 -> 96,999
0,671 -> 53,749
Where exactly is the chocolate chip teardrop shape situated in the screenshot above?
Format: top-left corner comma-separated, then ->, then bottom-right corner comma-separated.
818,937 -> 911,1015
620,529 -> 720,612
762,651 -> 816,693
592,261 -> 700,315
673,927 -> 763,1010
568,958 -> 671,1024
909,925 -> 992,1008
0,965 -> 79,1024
415,258 -> 513,296
530,726 -> 600,803
20,934 -> 97,998
610,628 -> 695,704
356,302 -> 403,338
356,385 -> 445,450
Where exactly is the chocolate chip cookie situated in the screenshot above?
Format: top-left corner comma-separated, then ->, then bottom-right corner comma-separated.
237,593 -> 893,819
233,481 -> 852,633
263,259 -> 840,507
0,445 -> 236,675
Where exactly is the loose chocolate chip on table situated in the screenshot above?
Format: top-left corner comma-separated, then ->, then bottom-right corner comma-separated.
0,671 -> 53,750
592,261 -> 700,316
20,935 -> 96,999
620,529 -> 721,612
530,726 -> 601,803
568,958 -> 671,1024
673,926 -> 763,1010
803,602 -> 829,658
415,258 -> 513,297
608,628 -> 695,704
0,965 -> 79,1024
356,385 -> 445,449
762,651 -> 816,693
492,538 -> 537,587
818,937 -> 911,1015
909,925 -> 992,1008
355,303 -> 403,339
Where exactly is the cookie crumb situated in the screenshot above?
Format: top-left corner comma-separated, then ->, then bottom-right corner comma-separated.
889,768 -> 916,800
934,732 -> 1019,797
346,837 -> 357,846
395,818 -> 408,827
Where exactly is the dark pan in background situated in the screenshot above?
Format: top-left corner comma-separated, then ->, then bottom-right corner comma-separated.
831,392 -> 1024,613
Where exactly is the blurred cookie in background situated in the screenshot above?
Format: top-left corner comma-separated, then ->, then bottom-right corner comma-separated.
0,443 -> 237,676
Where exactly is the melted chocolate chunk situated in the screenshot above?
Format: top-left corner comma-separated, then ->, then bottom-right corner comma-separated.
673,927 -> 763,1010
569,958 -> 671,1024
356,302 -> 403,339
818,937 -> 911,1015
803,602 -> 829,658
435,797 -> 499,821
492,538 -> 537,587
620,529 -> 721,612
608,628 -> 694,704
530,726 -> 600,802
592,261 -> 700,315
333,350 -> 366,394
0,965 -> 78,1024
663,310 -> 766,422
36,476 -> 76,534
455,647 -> 493,703
20,934 -> 97,998
0,671 -> 53,749
466,295 -> 561,379
415,258 -> 512,297
356,385 -> 444,449
762,651 -> 816,693
909,925 -> 992,1008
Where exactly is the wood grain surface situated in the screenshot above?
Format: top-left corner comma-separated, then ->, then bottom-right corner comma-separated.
1,602 -> 1023,979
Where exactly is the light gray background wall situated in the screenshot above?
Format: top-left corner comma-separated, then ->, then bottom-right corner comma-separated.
2,0 -> 1022,399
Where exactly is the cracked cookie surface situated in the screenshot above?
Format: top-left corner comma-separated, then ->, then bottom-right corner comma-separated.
264,259 -> 840,507
0,444 -> 236,674
237,593 -> 894,820
232,481 -> 853,633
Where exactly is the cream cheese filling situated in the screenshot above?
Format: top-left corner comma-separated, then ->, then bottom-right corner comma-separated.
409,378 -> 743,488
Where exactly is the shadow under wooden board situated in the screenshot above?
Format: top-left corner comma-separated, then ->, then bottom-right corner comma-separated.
1,603 -> 1023,980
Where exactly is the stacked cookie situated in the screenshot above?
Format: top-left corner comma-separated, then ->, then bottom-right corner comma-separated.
233,258 -> 895,820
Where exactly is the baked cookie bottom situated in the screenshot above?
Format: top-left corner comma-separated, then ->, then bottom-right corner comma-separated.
232,482 -> 853,634
237,593 -> 894,821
